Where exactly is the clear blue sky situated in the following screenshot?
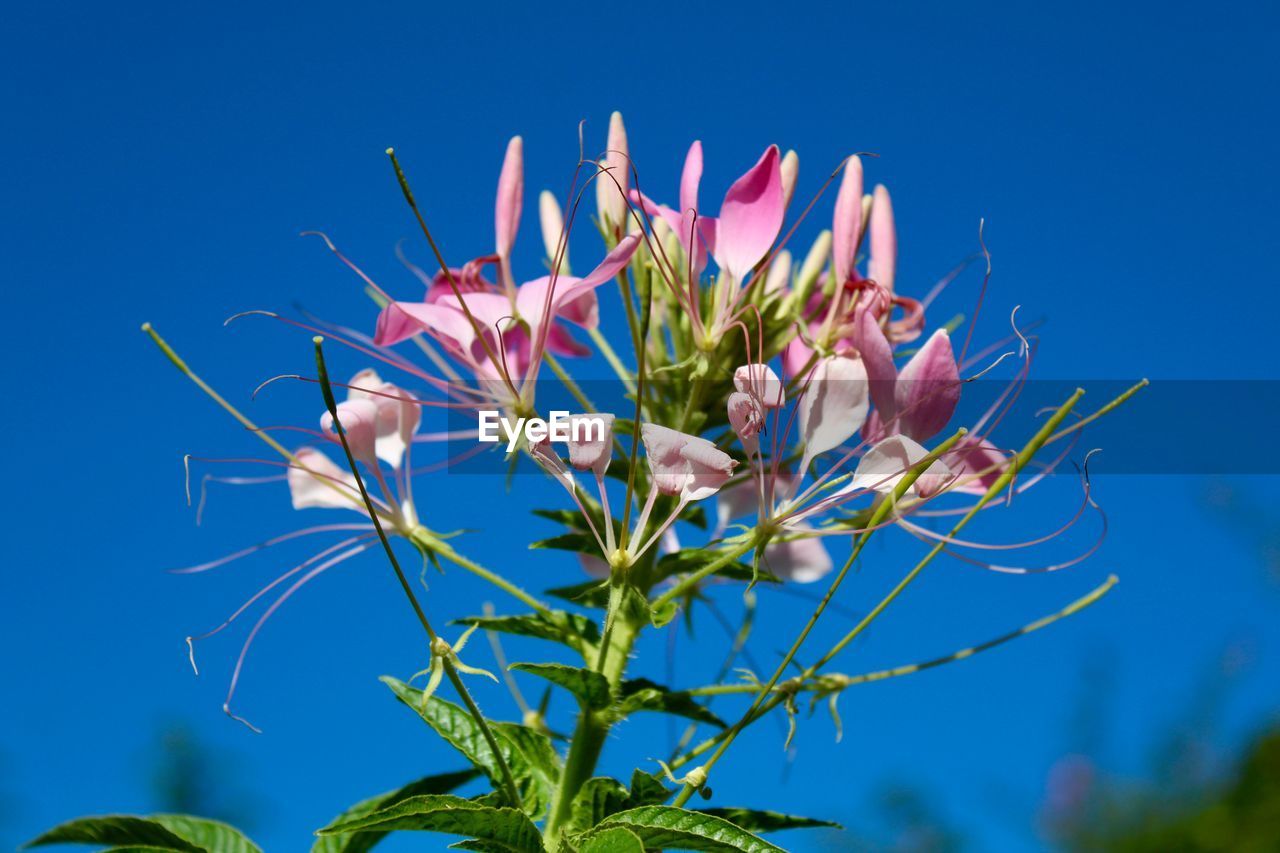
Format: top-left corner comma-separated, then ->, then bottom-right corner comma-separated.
4,2 -> 1279,850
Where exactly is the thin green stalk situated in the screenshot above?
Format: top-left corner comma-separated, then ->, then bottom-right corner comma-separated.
314,337 -> 523,810
670,428 -> 968,807
588,326 -> 636,393
419,533 -> 552,617
683,573 -> 1118,697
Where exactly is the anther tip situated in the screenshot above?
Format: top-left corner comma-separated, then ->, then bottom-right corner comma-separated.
385,147 -> 395,156
140,322 -> 152,332
312,335 -> 324,345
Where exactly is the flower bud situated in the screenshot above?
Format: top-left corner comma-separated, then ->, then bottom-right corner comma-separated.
794,230 -> 831,306
780,149 -> 799,209
596,111 -> 629,228
539,190 -> 568,274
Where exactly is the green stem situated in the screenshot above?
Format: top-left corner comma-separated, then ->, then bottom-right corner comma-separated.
544,612 -> 641,850
418,532 -> 551,617
588,326 -> 636,394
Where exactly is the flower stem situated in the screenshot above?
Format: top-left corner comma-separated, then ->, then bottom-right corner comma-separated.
314,336 -> 523,810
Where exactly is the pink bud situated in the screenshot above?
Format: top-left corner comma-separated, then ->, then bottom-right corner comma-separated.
733,363 -> 785,409
495,136 -> 524,259
868,184 -> 896,294
566,413 -> 614,478
596,111 -> 629,226
832,155 -> 863,285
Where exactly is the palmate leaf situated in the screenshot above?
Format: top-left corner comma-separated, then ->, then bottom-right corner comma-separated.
453,611 -> 601,658
577,826 -> 647,853
24,814 -> 261,852
545,580 -> 610,609
511,663 -> 612,710
626,769 -> 673,807
567,777 -> 630,834
530,532 -> 600,554
618,679 -> 727,728
382,678 -> 561,817
698,808 -> 840,833
312,768 -> 480,853
582,806 -> 783,852
317,794 -> 544,853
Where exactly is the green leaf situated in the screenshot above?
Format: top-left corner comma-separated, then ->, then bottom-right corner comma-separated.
567,777 -> 629,834
618,679 -> 727,728
382,678 -> 561,817
625,770 -> 672,807
312,769 -> 480,853
453,611 -> 601,657
317,794 -> 543,853
24,814 -> 260,852
578,826 -> 647,853
698,808 -> 840,833
590,806 -> 784,852
530,532 -> 599,554
511,663 -> 612,710
545,580 -> 610,609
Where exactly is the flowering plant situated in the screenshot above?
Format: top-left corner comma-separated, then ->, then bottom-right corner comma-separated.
29,113 -> 1145,853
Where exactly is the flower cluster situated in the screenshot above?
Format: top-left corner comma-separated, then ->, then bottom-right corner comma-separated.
75,112 -> 1143,853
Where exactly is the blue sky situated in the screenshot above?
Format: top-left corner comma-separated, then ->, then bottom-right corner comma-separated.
4,2 -> 1279,850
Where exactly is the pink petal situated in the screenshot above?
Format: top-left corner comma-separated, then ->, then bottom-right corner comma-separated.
374,301 -> 475,351
566,412 -> 614,478
319,398 -> 381,469
947,437 -> 1009,495
852,434 -> 953,497
831,156 -> 864,285
495,136 -> 523,259
547,233 -> 641,309
798,355 -> 870,466
288,448 -> 361,511
853,309 -> 897,422
733,363 -> 785,408
895,329 -> 960,442
679,438 -> 737,501
641,423 -> 690,496
868,184 -> 896,294
765,530 -> 832,584
727,391 -> 763,454
714,145 -> 784,281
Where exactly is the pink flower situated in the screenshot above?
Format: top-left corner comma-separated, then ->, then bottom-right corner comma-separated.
727,391 -> 765,455
850,434 -> 954,499
372,137 -> 641,395
596,111 -> 630,228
